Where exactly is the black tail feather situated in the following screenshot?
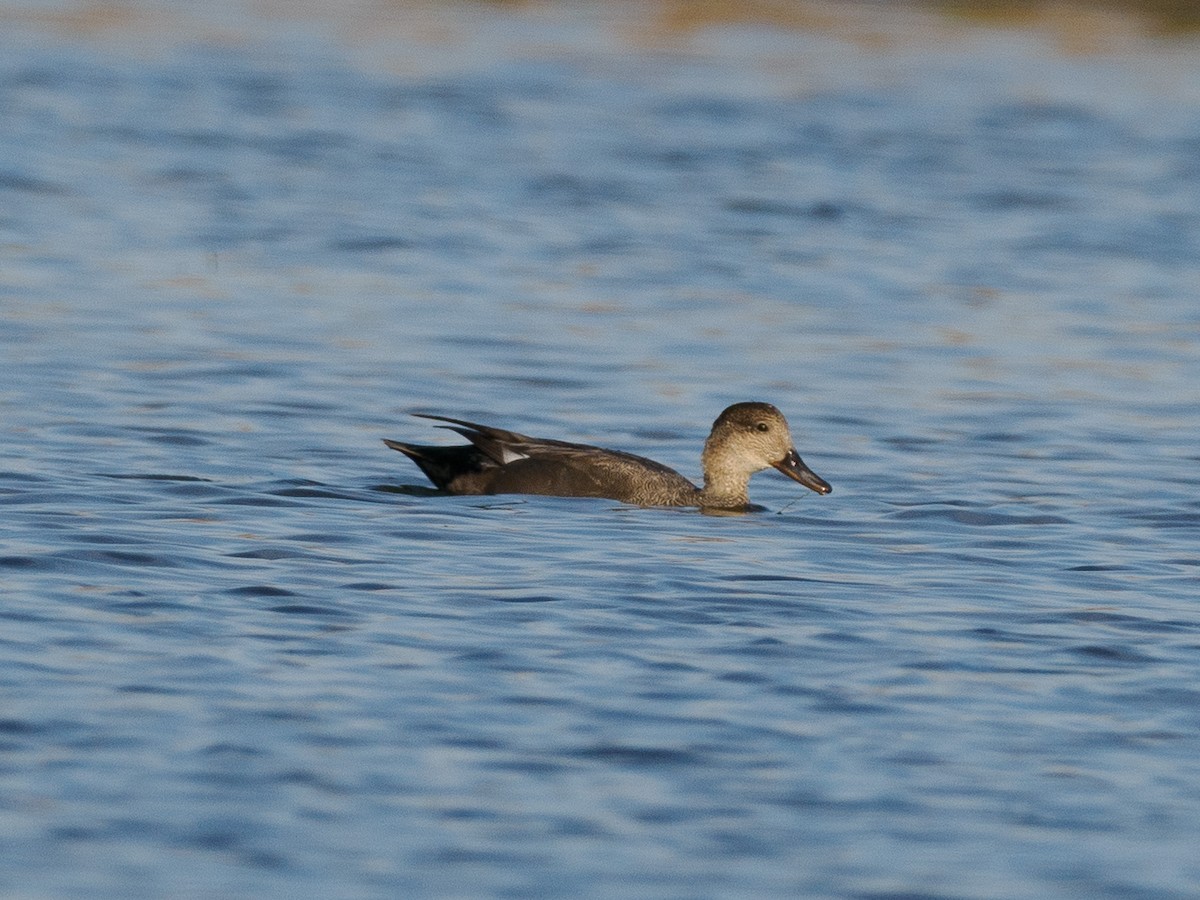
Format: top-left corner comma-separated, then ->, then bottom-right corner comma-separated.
383,439 -> 492,491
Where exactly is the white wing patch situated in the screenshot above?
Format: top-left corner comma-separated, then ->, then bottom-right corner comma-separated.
500,447 -> 530,464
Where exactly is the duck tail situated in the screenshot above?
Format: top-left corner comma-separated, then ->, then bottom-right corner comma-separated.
383,439 -> 490,492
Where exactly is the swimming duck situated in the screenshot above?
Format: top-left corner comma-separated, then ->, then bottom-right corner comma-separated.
384,402 -> 831,510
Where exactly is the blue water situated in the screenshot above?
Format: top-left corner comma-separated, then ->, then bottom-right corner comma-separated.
2,4 -> 1200,897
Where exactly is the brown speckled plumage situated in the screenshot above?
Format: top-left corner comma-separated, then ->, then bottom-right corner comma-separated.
384,402 -> 831,511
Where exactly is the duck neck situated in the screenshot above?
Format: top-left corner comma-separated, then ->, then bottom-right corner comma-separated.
700,478 -> 750,509
700,447 -> 752,509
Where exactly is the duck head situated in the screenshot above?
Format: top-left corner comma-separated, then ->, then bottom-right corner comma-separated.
701,402 -> 832,503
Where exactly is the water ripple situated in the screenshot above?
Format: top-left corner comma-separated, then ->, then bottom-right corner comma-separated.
3,10 -> 1200,900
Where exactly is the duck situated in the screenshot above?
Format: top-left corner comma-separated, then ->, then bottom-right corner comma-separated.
384,402 -> 831,510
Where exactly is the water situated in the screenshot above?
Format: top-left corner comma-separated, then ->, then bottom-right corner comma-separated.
3,3 -> 1200,897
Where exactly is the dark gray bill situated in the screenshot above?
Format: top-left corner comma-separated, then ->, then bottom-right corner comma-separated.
772,449 -> 832,495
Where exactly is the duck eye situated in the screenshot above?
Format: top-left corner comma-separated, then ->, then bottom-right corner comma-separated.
754,422 -> 770,433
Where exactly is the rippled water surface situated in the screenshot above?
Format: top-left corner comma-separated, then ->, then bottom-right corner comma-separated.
3,3 -> 1200,897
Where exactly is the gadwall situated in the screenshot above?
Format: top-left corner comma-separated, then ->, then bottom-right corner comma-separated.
384,402 -> 831,510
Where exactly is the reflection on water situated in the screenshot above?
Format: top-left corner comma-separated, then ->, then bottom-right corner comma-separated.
3,1 -> 1200,898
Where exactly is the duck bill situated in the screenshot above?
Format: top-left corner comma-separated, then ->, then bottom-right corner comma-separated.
772,449 -> 832,495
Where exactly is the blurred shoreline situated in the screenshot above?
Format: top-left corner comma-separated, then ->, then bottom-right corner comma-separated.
2,0 -> 1199,57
